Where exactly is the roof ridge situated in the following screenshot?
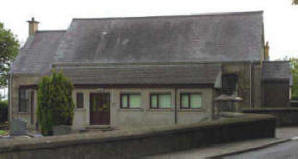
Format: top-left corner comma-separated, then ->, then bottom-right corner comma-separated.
36,30 -> 66,33
52,61 -> 263,67
72,10 -> 263,21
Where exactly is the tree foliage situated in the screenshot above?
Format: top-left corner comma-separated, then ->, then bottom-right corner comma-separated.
0,22 -> 19,88
290,58 -> 298,99
294,0 -> 298,4
37,70 -> 74,135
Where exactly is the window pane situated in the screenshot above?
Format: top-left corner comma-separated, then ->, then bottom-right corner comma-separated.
151,95 -> 158,108
129,94 -> 141,108
159,94 -> 172,108
181,94 -> 189,108
222,74 -> 238,95
19,89 -> 27,112
121,95 -> 128,108
26,90 -> 30,111
190,94 -> 202,108
76,93 -> 84,108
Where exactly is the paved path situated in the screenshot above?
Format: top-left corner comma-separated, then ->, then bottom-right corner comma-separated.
276,127 -> 298,139
144,138 -> 283,159
144,127 -> 298,159
223,140 -> 298,159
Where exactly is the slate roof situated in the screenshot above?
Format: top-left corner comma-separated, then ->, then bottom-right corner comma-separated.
11,31 -> 65,74
262,61 -> 291,82
54,11 -> 264,63
55,64 -> 221,85
11,11 -> 264,86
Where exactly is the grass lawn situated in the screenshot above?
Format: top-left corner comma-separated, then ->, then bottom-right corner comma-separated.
0,130 -> 8,136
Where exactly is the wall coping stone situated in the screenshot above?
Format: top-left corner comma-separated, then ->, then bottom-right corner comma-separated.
0,113 -> 275,153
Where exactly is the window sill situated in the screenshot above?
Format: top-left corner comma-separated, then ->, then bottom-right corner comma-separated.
17,112 -> 30,114
75,108 -> 86,111
178,108 -> 205,112
119,108 -> 144,112
148,108 -> 174,112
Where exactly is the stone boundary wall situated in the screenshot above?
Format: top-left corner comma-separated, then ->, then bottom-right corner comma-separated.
243,108 -> 298,127
0,114 -> 275,159
291,100 -> 298,107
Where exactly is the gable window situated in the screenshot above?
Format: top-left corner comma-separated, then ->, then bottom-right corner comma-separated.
150,93 -> 172,109
222,74 -> 238,95
180,93 -> 202,109
19,88 -> 30,112
76,92 -> 84,108
120,94 -> 141,108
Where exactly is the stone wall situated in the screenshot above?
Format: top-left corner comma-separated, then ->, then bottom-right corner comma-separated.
243,108 -> 298,127
252,63 -> 263,108
10,74 -> 40,129
0,114 -> 275,159
72,88 -> 213,129
11,74 -> 213,130
262,81 -> 290,107
221,62 -> 264,109
291,100 -> 298,107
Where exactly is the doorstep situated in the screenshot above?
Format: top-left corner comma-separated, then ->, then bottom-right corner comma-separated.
86,125 -> 115,131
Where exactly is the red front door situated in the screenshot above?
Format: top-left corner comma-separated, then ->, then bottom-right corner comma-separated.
90,93 -> 110,125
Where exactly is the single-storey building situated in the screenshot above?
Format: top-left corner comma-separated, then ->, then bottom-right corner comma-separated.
9,11 -> 292,130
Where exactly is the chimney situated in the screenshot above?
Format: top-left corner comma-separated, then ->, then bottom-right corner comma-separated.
264,41 -> 270,61
27,17 -> 39,36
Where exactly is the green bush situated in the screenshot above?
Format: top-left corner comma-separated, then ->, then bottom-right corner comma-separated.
290,58 -> 298,100
37,70 -> 74,135
0,100 -> 8,123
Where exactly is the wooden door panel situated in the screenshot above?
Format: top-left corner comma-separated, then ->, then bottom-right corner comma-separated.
90,93 -> 110,125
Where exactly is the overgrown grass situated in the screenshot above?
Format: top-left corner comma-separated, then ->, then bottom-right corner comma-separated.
0,130 -> 8,136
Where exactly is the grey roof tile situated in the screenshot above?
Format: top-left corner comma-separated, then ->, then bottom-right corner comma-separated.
11,31 -> 65,74
55,11 -> 264,63
56,64 -> 221,85
262,61 -> 291,81
11,11 -> 264,86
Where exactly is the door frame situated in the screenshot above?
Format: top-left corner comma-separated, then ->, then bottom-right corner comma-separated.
89,92 -> 111,125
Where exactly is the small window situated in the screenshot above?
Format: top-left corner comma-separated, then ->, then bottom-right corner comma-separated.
180,93 -> 202,109
120,94 -> 141,108
19,88 -> 29,112
222,74 -> 238,95
150,93 -> 172,108
76,92 -> 84,108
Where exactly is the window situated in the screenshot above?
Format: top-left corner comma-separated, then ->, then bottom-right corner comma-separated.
150,93 -> 172,108
120,94 -> 141,108
222,74 -> 238,95
180,93 -> 202,109
76,92 -> 84,108
19,88 -> 30,112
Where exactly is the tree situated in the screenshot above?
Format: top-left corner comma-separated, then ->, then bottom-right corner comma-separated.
294,0 -> 298,4
0,22 -> 19,88
290,58 -> 298,99
37,70 -> 74,135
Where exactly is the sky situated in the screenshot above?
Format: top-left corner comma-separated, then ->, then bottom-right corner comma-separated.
0,0 -> 298,60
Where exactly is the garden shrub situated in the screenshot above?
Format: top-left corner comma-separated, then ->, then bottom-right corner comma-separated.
0,100 -> 8,123
37,70 -> 74,135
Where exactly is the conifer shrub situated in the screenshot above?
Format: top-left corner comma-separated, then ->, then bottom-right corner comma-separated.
37,70 -> 74,135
